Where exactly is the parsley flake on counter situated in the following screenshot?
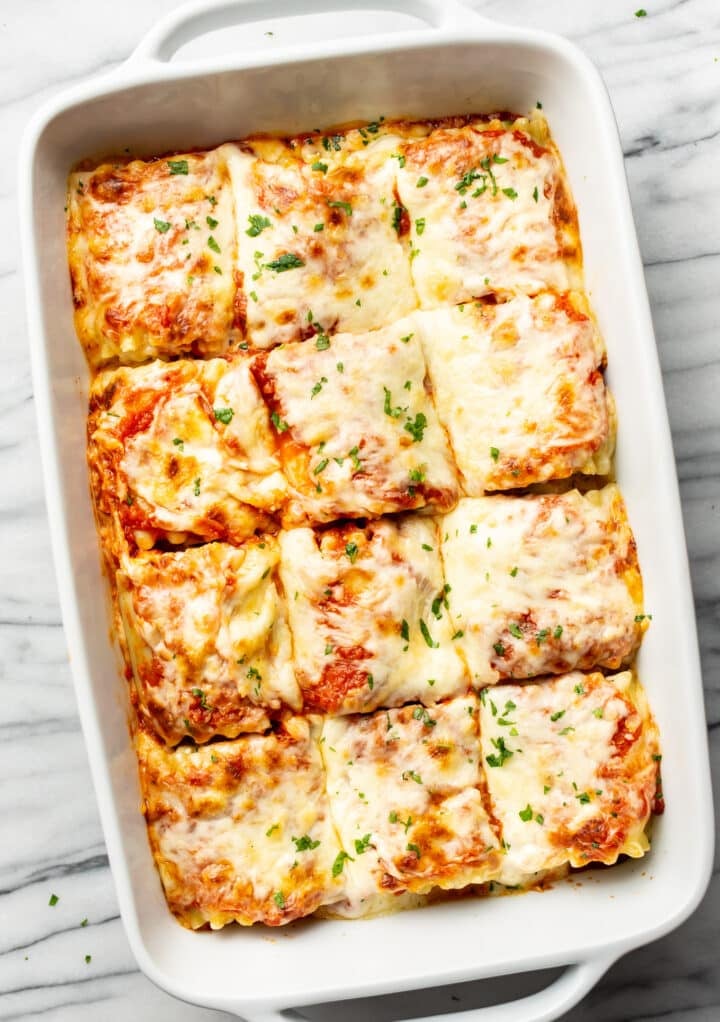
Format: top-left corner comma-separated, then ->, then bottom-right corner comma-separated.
48,894 -> 59,907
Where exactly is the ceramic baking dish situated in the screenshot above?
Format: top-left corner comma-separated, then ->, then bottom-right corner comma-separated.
19,1 -> 714,1019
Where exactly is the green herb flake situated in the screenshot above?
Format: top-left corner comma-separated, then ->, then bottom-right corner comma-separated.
193,477 -> 201,497
270,411 -> 289,433
400,619 -> 410,642
550,709 -> 566,722
422,543 -> 433,551
172,437 -> 184,450
213,407 -> 234,425
191,687 -> 212,710
554,625 -> 564,639
415,217 -> 426,236
509,622 -> 523,639
635,8 -> 647,16
400,332 -> 414,344
419,619 -> 439,649
509,566 -> 519,577
153,217 -> 172,233
345,541 -> 359,564
493,641 -> 505,656
402,770 -> 423,784
81,918 -> 88,927
246,214 -> 272,237
327,199 -> 353,216
533,185 -> 539,202
85,955 -> 92,965
393,153 -> 406,167
519,804 -> 533,822
311,160 -> 328,173
559,726 -> 575,736
273,891 -> 286,908
576,791 -> 591,804
354,833 -> 372,855
207,235 -> 221,254
404,412 -> 427,443
490,446 -> 500,462
48,894 -> 59,907
167,159 -> 189,175
593,707 -> 604,719
313,458 -> 329,475
486,736 -> 513,768
265,252 -> 304,272
406,842 -> 422,858
315,333 -> 331,350
292,834 -> 321,852
502,187 -> 518,200
416,176 -> 429,188
332,850 -> 353,877
314,222 -> 325,232
266,824 -> 280,837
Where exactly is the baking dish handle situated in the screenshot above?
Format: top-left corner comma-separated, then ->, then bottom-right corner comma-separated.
130,0 -> 496,64
247,954 -> 617,1022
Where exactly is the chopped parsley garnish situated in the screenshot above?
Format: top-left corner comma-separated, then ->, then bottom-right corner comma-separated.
191,688 -> 211,710
409,465 -> 426,484
246,214 -> 271,237
327,199 -> 353,216
404,412 -> 427,443
422,543 -> 433,551
266,824 -> 280,837
392,201 -> 407,234
311,160 -> 328,173
400,619 -> 410,642
292,834 -> 321,852
207,235 -> 221,254
519,804 -> 533,822
315,333 -> 331,350
270,411 -> 289,432
314,222 -> 324,231
265,252 -> 304,272
332,850 -> 353,877
593,707 -> 604,719
559,726 -> 575,736
452,630 -> 464,640
313,459 -> 328,475
193,477 -> 201,496
348,445 -> 362,472
554,625 -> 564,639
533,185 -> 539,202
415,218 -> 426,235
406,842 -> 422,858
455,167 -> 485,195
493,641 -> 505,656
402,770 -> 423,784
502,187 -> 518,200
412,706 -> 436,728
635,614 -> 652,622
167,159 -> 189,175
419,619 -> 438,648
400,332 -> 413,344
490,446 -> 500,462
574,683 -> 585,695
310,376 -> 328,398
153,217 -> 171,233
383,386 -> 404,418
510,566 -> 518,577
322,134 -> 343,151
367,673 -> 374,689
550,709 -> 566,722
247,666 -> 262,681
354,834 -> 372,855
206,215 -> 219,229
273,891 -> 286,908
213,407 -> 234,424
536,628 -> 550,645
393,153 -> 406,167
509,623 -> 523,639
345,541 -> 359,564
48,894 -> 59,907
486,736 -> 513,768
576,791 -> 591,804
416,176 -> 429,188
172,437 -> 184,450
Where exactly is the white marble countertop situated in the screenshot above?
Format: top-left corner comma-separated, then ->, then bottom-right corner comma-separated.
1,0 -> 718,1019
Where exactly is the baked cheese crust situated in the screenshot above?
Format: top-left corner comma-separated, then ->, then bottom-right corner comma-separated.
418,292 -> 614,493
137,717 -> 343,928
117,538 -> 300,745
222,137 -> 417,349
278,517 -> 467,714
395,113 -> 581,307
321,697 -> 501,917
67,151 -> 239,367
87,356 -> 285,552
479,671 -> 660,886
252,320 -> 458,524
441,487 -> 645,686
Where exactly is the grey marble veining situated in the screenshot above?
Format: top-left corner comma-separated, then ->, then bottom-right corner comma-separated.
1,1 -> 718,1019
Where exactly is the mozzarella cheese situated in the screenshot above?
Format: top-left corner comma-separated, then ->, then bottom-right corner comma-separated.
137,717 -> 344,927
88,356 -> 286,551
253,319 -> 458,524
117,538 -> 300,745
395,114 -> 581,307
67,150 -> 239,366
222,137 -> 417,349
321,697 -> 501,917
441,487 -> 645,686
278,517 -> 467,714
479,671 -> 660,886
417,292 -> 614,492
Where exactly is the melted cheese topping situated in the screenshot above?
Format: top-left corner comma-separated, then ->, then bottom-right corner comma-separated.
137,717 -> 343,928
253,320 -> 458,524
417,292 -> 614,492
222,138 -> 417,349
278,518 -> 467,714
395,115 -> 580,307
88,356 -> 286,551
117,538 -> 300,745
67,151 -> 239,367
321,697 -> 501,918
441,488 -> 645,686
479,671 -> 659,886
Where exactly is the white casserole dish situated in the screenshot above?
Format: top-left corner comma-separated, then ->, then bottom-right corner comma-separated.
19,1 -> 714,1019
